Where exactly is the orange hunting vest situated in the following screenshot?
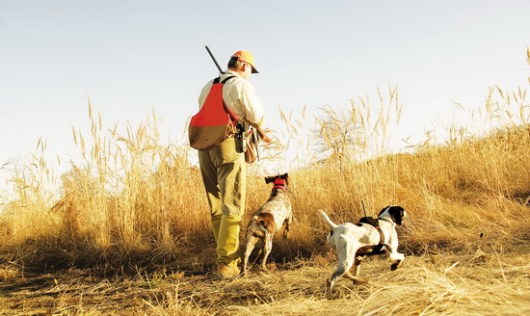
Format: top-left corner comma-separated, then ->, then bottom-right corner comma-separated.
188,76 -> 237,150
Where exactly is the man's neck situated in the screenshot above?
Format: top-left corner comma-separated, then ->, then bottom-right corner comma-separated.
225,68 -> 246,79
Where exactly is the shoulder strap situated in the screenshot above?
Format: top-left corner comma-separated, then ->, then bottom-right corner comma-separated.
211,76 -> 235,85
217,75 -> 240,122
221,76 -> 236,84
376,226 -> 386,245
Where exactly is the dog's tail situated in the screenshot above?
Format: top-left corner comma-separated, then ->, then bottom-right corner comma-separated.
317,209 -> 338,229
254,214 -> 275,235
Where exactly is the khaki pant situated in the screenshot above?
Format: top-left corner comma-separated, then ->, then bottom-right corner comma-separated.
198,137 -> 246,268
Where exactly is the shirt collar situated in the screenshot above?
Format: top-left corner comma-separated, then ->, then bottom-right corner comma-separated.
222,69 -> 241,79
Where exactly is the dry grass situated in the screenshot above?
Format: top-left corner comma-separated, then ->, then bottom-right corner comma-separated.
1,49 -> 529,315
1,250 -> 529,315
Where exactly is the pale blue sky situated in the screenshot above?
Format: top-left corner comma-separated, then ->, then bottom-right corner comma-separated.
1,1 -> 529,181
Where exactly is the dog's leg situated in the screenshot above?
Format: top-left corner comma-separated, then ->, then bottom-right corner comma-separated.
343,272 -> 367,284
328,238 -> 358,291
386,245 -> 405,271
282,217 -> 292,239
328,258 -> 355,291
353,257 -> 362,277
390,252 -> 405,271
342,257 -> 366,284
261,233 -> 273,270
243,235 -> 259,275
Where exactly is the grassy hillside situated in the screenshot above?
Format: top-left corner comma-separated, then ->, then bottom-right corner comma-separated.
0,51 -> 529,315
1,90 -> 529,271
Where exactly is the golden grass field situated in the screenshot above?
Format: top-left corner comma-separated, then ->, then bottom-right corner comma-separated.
1,51 -> 529,315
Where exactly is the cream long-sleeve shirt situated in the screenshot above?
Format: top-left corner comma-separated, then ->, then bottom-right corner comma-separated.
198,70 -> 265,129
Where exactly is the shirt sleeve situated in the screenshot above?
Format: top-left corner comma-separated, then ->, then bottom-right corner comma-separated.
236,80 -> 265,128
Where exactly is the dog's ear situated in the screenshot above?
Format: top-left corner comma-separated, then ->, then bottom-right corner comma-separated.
264,177 -> 274,184
389,206 -> 405,226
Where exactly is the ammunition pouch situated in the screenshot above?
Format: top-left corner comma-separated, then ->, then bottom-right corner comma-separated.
234,123 -> 259,164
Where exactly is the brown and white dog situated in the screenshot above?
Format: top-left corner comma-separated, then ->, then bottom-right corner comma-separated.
243,173 -> 293,275
318,205 -> 407,291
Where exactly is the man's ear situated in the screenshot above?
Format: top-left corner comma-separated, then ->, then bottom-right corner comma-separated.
241,63 -> 249,72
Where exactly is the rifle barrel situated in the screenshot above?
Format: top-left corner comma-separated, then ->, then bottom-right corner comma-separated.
205,46 -> 224,74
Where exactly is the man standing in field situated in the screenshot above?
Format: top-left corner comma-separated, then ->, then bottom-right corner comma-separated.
195,50 -> 269,279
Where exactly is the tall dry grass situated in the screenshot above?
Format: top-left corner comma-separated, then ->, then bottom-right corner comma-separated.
0,51 -> 529,274
0,103 -> 212,269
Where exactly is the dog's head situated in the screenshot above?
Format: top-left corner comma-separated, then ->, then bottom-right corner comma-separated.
264,173 -> 289,189
378,205 -> 406,226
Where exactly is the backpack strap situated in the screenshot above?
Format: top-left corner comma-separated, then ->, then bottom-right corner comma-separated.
221,75 -> 235,84
211,75 -> 235,84
216,75 -> 241,123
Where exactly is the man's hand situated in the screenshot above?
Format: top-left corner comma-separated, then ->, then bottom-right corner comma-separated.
256,127 -> 271,143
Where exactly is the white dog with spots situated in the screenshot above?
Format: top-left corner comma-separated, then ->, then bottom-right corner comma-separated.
243,173 -> 293,275
318,205 -> 407,291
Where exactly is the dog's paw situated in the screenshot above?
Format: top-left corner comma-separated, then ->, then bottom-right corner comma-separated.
326,279 -> 334,292
390,261 -> 401,271
352,277 -> 367,285
262,262 -> 277,273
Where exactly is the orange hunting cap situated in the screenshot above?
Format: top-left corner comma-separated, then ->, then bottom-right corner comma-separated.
232,50 -> 259,73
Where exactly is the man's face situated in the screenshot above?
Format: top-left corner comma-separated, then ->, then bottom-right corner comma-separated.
240,62 -> 252,79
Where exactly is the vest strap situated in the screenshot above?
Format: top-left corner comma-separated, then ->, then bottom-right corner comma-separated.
221,76 -> 235,84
